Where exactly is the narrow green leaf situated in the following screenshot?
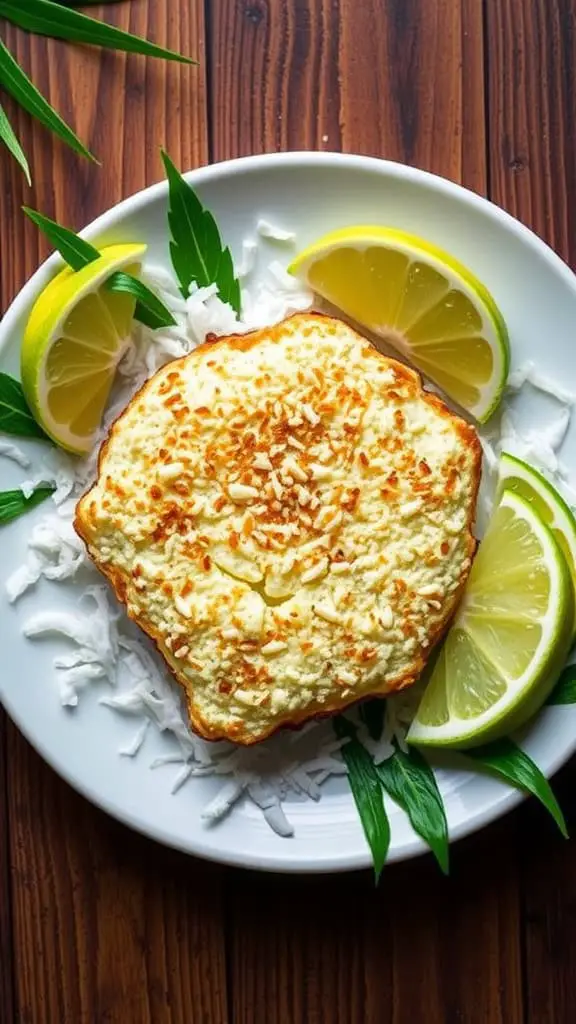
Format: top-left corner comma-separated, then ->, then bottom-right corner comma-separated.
0,39 -> 95,161
547,663 -> 576,706
376,745 -> 449,874
161,151 -> 241,312
359,699 -> 386,741
0,486 -> 55,525
106,272 -> 177,330
23,207 -> 99,271
0,0 -> 195,65
23,208 -> 170,332
334,717 -> 390,880
0,102 -> 30,183
464,738 -> 568,837
0,373 -> 49,440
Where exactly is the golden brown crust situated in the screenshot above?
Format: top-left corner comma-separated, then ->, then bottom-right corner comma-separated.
75,312 -> 482,746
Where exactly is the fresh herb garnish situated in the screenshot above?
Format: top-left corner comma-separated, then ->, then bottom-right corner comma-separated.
463,737 -> 568,837
106,272 -> 177,331
0,102 -> 30,184
162,151 -> 241,313
547,663 -> 576,705
23,207 -> 100,270
334,716 -> 390,880
376,744 -> 449,874
0,1 -> 194,63
0,485 -> 55,525
0,0 -> 195,179
0,37 -> 93,163
0,372 -> 49,440
22,207 -> 175,332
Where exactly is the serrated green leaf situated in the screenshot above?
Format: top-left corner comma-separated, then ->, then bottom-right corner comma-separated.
0,102 -> 30,183
106,272 -> 176,330
359,699 -> 386,741
0,373 -> 49,440
161,151 -> 241,312
547,663 -> 576,706
0,0 -> 195,65
23,207 -> 99,270
0,486 -> 55,525
334,717 -> 390,880
0,39 -> 95,161
463,738 -> 568,837
376,745 -> 449,874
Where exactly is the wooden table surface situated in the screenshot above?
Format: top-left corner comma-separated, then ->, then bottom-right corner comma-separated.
2,1 -> 576,1021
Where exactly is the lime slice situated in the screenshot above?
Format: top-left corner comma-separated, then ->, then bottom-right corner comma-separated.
498,452 -> 576,638
21,243 -> 147,454
408,489 -> 574,749
289,226 -> 509,422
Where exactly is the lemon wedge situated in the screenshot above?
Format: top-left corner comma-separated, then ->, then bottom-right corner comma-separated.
289,226 -> 509,422
408,489 -> 574,749
21,243 -> 147,454
498,453 -> 576,638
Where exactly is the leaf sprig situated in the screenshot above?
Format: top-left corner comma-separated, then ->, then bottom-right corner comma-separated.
23,207 -> 176,331
339,665 -> 576,879
0,485 -> 55,524
0,0 -> 195,181
162,151 -> 241,313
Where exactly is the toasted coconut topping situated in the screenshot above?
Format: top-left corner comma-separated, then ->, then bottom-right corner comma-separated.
75,313 -> 481,744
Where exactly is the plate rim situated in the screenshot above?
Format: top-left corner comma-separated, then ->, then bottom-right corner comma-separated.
2,150 -> 576,873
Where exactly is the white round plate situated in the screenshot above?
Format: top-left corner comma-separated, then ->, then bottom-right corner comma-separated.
2,153 -> 576,873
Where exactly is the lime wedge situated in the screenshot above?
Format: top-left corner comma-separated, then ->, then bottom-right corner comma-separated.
408,489 -> 574,749
498,452 -> 576,638
289,226 -> 509,422
21,243 -> 147,454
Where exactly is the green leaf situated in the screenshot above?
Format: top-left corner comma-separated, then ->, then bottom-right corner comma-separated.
0,486 -> 55,525
376,745 -> 449,874
106,272 -> 177,330
0,39 -> 95,161
463,738 -> 568,837
547,663 -> 576,706
359,699 -> 386,741
0,0 -> 195,65
0,102 -> 30,183
0,373 -> 49,440
161,151 -> 241,313
23,207 -> 99,271
23,207 -> 171,331
334,717 -> 390,880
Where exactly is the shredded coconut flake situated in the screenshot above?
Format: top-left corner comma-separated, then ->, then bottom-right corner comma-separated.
256,218 -> 296,243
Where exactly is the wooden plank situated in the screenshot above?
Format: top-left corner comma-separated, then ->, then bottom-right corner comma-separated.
0,6 -> 228,1023
0,715 -> 15,1024
486,0 -> 576,262
226,820 -> 524,1024
209,1 -> 523,1020
485,3 -> 576,1021
208,0 -> 486,191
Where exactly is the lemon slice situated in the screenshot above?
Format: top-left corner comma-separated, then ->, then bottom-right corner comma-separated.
21,243 -> 147,454
408,489 -> 574,749
289,226 -> 509,422
498,452 -> 576,637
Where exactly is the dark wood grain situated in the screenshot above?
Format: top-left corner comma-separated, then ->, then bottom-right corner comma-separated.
209,2 -> 523,1021
0,715 -> 15,1024
486,6 -> 576,1020
226,821 -> 524,1024
0,5 -> 229,1023
209,0 -> 487,191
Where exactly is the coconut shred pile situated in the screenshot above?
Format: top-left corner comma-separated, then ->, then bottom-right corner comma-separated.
3,224 -> 576,837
